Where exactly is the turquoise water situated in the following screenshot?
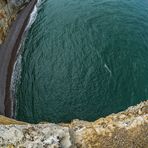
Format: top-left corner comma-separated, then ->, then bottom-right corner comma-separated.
16,0 -> 148,123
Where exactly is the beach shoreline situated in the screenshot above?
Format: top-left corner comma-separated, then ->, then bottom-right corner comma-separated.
0,0 -> 37,117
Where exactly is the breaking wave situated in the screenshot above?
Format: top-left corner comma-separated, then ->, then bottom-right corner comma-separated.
10,0 -> 43,118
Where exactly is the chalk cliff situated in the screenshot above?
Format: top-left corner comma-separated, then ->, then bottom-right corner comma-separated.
0,1 -> 148,147
0,101 -> 147,147
0,0 -> 30,44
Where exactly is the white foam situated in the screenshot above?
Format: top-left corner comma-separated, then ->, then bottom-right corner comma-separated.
104,63 -> 112,76
10,0 -> 43,118
10,54 -> 22,118
24,0 -> 45,35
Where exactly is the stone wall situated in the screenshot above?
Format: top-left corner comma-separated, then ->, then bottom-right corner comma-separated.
0,101 -> 147,147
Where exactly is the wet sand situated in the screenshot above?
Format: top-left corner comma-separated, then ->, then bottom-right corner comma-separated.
0,0 -> 37,117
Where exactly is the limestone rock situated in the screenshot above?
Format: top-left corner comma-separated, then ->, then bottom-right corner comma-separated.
70,101 -> 148,148
0,0 -> 30,44
0,124 -> 72,148
0,101 -> 147,147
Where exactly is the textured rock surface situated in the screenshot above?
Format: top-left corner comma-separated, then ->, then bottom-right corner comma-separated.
0,1 -> 148,147
0,0 -> 30,44
70,100 -> 148,148
8,0 -> 31,7
0,124 -> 72,148
0,101 -> 147,147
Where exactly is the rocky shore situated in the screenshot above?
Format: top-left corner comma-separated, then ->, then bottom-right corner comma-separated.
0,101 -> 147,147
0,0 -> 36,116
0,0 -> 32,44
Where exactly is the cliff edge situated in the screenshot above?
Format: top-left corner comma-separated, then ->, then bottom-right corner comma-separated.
0,1 -> 148,147
0,101 -> 147,147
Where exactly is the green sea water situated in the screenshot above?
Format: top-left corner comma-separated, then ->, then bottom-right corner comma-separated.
16,0 -> 148,123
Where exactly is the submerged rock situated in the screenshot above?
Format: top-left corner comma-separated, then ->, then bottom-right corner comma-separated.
0,101 -> 147,147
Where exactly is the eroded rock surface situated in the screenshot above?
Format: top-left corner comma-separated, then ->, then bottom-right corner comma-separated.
0,0 -> 30,44
70,101 -> 148,148
0,101 -> 147,147
0,1 -> 148,147
0,124 -> 72,148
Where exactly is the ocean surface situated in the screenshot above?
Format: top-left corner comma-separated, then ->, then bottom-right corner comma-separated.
15,0 -> 148,123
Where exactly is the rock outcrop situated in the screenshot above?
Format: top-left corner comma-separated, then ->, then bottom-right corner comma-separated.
0,101 -> 147,147
0,0 -> 30,44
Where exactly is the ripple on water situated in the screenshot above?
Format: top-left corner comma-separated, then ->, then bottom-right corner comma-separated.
15,0 -> 148,123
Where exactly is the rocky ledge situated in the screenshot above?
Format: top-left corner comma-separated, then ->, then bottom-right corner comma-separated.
0,100 -> 147,147
0,0 -> 30,44
0,1 -> 148,147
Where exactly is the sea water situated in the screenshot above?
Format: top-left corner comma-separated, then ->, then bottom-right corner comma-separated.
15,0 -> 148,123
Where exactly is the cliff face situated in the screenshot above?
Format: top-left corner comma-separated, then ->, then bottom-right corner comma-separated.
0,1 -> 148,147
0,0 -> 30,44
0,101 -> 147,148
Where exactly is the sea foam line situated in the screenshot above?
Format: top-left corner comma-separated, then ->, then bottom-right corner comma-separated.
10,0 -> 43,118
